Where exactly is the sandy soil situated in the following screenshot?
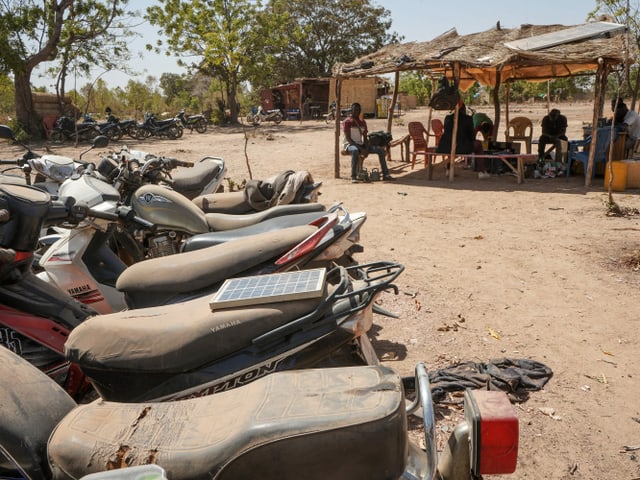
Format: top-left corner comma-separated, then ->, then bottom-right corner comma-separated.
7,101 -> 640,479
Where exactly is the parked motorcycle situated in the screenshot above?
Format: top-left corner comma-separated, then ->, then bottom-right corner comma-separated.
193,169 -> 322,213
0,184 -> 367,399
135,112 -> 184,140
325,101 -> 352,124
0,344 -> 520,480
246,105 -> 283,126
176,109 -> 208,133
49,115 -> 102,143
80,113 -> 123,141
0,124 -> 109,195
97,146 -> 227,200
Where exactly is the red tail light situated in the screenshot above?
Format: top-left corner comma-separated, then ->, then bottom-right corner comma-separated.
464,389 -> 519,475
274,212 -> 338,266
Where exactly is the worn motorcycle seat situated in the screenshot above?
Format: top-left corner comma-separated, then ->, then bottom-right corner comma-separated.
192,190 -> 254,213
204,202 -> 325,231
48,365 -> 408,480
170,160 -> 224,200
182,211 -> 327,251
64,292 -> 321,374
116,225 -> 317,295
0,347 -> 76,480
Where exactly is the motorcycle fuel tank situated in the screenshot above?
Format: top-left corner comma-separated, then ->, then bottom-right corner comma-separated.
132,184 -> 209,234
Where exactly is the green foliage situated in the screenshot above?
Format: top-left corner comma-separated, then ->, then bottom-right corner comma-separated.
398,71 -> 432,106
0,74 -> 14,116
265,0 -> 401,84
7,118 -> 30,143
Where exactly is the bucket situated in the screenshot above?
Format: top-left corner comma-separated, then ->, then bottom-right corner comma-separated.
603,161 -> 627,191
622,159 -> 640,188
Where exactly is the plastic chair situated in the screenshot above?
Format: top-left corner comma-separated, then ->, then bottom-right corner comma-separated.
430,118 -> 444,146
566,126 -> 617,179
505,117 -> 533,154
408,121 -> 443,169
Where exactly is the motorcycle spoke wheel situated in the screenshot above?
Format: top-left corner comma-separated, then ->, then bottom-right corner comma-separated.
274,115 -> 283,125
195,119 -> 207,133
135,127 -> 150,140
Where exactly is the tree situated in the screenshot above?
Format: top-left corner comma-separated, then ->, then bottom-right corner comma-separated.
266,0 -> 401,82
589,0 -> 640,108
0,0 -> 131,136
146,0 -> 271,124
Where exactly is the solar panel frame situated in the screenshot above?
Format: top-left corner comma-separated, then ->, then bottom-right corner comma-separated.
209,268 -> 327,311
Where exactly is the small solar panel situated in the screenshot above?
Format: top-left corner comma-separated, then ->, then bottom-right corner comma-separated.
209,268 -> 327,311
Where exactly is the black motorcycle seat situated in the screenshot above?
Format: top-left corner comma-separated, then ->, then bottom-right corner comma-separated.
116,225 -> 317,294
48,366 -> 407,480
204,202 -> 325,231
192,190 -> 254,213
170,160 -> 223,200
64,290 -> 322,373
182,211 -> 327,252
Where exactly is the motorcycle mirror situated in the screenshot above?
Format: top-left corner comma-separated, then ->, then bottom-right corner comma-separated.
78,135 -> 109,160
0,125 -> 16,142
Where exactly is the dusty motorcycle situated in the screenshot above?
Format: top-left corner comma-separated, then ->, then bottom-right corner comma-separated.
80,113 -> 123,141
246,105 -> 283,126
176,109 -> 208,133
193,169 -> 322,213
0,125 -> 108,195
135,112 -> 183,140
49,115 -> 102,143
0,183 -> 368,399
0,343 -> 520,480
96,146 -> 227,200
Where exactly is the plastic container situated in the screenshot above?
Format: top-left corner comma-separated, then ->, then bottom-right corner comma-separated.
622,159 -> 640,188
80,465 -> 167,480
603,161 -> 627,191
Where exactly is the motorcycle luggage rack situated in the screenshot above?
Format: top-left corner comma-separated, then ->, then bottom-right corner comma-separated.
251,261 -> 403,350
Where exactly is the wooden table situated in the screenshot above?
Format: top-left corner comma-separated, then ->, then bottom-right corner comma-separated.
422,151 -> 538,184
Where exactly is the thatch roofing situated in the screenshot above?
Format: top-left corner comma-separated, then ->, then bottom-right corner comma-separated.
333,22 -> 632,89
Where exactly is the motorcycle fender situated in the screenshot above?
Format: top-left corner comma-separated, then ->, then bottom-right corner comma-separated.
338,303 -> 373,338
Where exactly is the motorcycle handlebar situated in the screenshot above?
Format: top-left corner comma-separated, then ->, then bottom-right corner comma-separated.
52,197 -> 155,230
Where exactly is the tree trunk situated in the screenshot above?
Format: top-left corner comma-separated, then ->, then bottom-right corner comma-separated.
14,69 -> 43,137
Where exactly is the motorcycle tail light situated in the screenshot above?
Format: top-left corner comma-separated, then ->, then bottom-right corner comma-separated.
274,212 -> 338,266
464,389 -> 519,475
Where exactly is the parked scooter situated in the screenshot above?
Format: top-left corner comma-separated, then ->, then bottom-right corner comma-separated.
0,344 -> 520,480
135,112 -> 184,140
246,105 -> 283,126
176,109 -> 208,133
0,124 -> 109,195
49,115 -> 102,143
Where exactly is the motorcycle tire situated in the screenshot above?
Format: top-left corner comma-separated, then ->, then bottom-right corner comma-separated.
166,125 -> 182,140
273,114 -> 283,125
194,119 -> 207,134
83,128 -> 99,141
50,130 -> 65,143
106,126 -> 123,141
125,125 -> 139,139
174,125 -> 184,139
135,126 -> 151,140
246,114 -> 257,126
325,111 -> 335,124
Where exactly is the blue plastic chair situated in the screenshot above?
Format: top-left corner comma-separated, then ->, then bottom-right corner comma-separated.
566,126 -> 617,179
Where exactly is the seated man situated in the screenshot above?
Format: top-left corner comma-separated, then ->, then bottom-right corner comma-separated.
342,102 -> 394,183
437,102 -> 486,176
611,97 -> 640,151
538,108 -> 568,161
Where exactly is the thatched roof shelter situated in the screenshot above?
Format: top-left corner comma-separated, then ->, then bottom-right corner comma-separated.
331,21 -> 633,186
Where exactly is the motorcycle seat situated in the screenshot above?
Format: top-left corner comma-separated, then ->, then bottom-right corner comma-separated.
64,285 -> 322,374
116,225 -> 317,295
170,160 -> 224,200
48,365 -> 407,480
204,202 -> 325,231
182,210 -> 327,251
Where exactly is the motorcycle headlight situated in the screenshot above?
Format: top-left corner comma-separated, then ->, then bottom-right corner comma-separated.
31,157 -> 76,182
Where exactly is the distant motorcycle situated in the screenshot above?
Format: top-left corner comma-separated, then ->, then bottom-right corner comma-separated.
81,113 -> 123,141
177,109 -> 208,133
325,101 -> 351,124
135,112 -> 184,140
50,115 -> 101,143
246,106 -> 283,126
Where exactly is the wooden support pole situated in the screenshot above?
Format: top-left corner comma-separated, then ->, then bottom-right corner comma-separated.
334,77 -> 342,179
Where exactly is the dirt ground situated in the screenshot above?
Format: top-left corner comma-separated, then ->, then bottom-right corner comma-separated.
7,101 -> 640,479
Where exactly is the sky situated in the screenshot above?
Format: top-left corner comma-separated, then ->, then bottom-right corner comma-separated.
32,0 -> 601,90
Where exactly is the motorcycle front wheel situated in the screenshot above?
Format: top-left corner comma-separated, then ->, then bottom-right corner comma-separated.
325,111 -> 335,124
194,119 -> 207,133
166,125 -> 182,139
273,114 -> 283,125
135,126 -> 151,140
106,126 -> 123,141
